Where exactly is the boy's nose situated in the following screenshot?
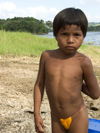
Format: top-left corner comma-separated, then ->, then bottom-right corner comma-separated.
67,36 -> 74,43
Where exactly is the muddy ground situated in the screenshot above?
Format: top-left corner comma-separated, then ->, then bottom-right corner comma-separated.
0,56 -> 100,133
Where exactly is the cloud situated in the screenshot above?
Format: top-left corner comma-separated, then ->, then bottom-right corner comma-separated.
0,2 -> 16,12
79,0 -> 86,5
1,2 -> 99,22
86,12 -> 100,22
80,0 -> 100,4
94,0 -> 100,2
0,2 -> 59,21
0,2 -> 16,18
27,6 -> 59,21
95,15 -> 100,20
27,6 -> 48,19
86,0 -> 100,3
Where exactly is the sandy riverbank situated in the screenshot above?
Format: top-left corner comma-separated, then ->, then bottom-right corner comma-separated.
0,57 -> 100,133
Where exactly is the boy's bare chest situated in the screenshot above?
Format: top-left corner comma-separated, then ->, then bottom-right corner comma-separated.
45,58 -> 83,79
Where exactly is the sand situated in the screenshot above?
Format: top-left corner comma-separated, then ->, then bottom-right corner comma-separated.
0,56 -> 100,133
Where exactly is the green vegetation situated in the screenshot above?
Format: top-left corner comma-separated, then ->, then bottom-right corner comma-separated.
0,30 -> 57,57
79,44 -> 100,58
0,17 -> 49,34
88,22 -> 100,31
88,22 -> 100,27
0,17 -> 100,33
0,30 -> 100,58
88,25 -> 100,31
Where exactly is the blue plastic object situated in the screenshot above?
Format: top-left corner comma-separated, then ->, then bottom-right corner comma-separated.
88,118 -> 100,133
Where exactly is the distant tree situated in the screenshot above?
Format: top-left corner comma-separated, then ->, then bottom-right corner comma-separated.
88,25 -> 100,31
0,17 -> 49,34
46,21 -> 53,32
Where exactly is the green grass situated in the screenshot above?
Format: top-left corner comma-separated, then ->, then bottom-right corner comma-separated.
0,30 -> 57,57
0,30 -> 100,58
78,44 -> 100,59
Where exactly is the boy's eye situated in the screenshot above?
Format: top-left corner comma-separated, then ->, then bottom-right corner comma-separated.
74,33 -> 80,36
62,33 -> 68,36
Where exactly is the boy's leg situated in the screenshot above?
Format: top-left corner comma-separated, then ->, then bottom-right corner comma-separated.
51,113 -> 68,133
68,105 -> 89,133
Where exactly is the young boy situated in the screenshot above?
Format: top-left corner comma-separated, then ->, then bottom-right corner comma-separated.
34,8 -> 100,133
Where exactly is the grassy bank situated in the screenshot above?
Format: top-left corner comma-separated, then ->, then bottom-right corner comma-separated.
0,30 -> 100,59
0,30 -> 57,57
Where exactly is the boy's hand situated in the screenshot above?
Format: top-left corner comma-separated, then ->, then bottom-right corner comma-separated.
34,114 -> 45,133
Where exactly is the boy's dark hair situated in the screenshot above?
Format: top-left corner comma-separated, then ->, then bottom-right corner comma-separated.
53,7 -> 88,38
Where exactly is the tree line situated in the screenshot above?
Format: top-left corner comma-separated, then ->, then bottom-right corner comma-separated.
0,17 -> 100,33
88,25 -> 100,31
0,17 -> 52,34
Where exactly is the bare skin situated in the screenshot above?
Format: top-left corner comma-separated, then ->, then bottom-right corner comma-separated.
34,25 -> 100,133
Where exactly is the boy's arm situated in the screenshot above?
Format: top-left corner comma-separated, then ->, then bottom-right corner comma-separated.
82,82 -> 99,97
34,52 -> 47,133
81,57 -> 100,99
82,82 -> 90,96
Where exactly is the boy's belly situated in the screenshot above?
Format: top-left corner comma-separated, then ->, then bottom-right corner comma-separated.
46,83 -> 84,119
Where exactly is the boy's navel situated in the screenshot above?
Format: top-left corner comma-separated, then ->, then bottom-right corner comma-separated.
58,102 -> 63,109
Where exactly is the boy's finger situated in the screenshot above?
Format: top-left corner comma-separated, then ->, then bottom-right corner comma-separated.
41,123 -> 45,129
38,125 -> 45,132
35,127 -> 38,132
35,122 -> 45,132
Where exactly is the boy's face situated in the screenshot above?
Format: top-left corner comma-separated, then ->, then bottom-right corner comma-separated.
56,24 -> 84,55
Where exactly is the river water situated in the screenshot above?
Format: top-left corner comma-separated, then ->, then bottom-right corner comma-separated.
38,32 -> 100,46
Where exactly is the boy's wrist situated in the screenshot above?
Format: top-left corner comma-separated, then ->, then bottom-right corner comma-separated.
34,112 -> 40,116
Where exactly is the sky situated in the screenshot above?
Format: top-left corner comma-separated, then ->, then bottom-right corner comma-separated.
0,0 -> 100,22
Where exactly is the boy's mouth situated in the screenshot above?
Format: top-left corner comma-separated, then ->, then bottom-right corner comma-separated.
66,46 -> 74,49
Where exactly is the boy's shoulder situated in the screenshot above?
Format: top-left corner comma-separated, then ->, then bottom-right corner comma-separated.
77,52 -> 90,60
41,50 -> 56,58
41,50 -> 53,56
40,50 -> 55,61
77,52 -> 92,67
